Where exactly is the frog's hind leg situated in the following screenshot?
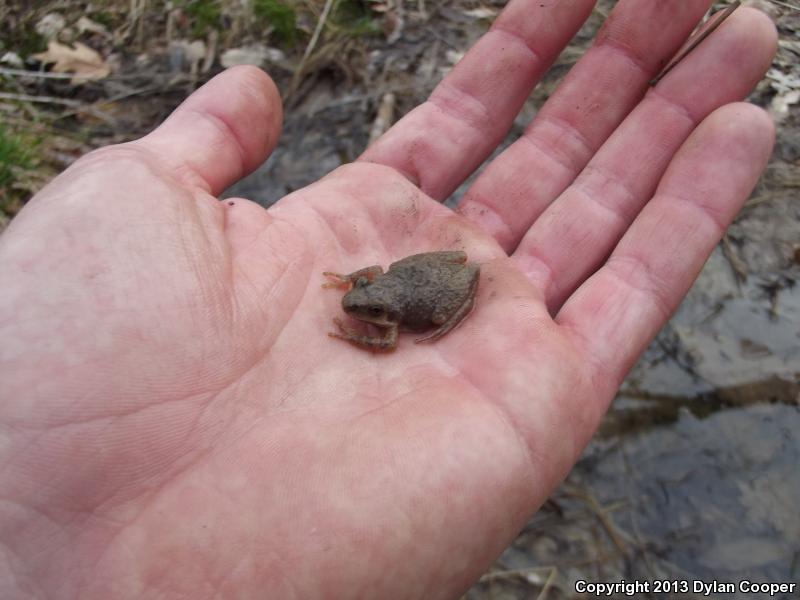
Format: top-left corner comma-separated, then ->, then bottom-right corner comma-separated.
414,269 -> 479,344
414,295 -> 475,343
329,318 -> 398,350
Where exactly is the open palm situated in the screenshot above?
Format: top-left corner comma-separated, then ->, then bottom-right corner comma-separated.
0,1 -> 777,598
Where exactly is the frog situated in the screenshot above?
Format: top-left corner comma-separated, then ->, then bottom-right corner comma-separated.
322,251 -> 480,350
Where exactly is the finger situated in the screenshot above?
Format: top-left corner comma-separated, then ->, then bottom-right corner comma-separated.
556,103 -> 774,404
134,66 -> 283,195
512,7 -> 776,313
457,0 -> 716,251
358,0 -> 595,198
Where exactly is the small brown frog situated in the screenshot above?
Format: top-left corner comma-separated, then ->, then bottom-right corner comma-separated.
323,251 -> 480,350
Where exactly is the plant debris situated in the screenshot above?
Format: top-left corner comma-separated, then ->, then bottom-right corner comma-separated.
32,40 -> 111,84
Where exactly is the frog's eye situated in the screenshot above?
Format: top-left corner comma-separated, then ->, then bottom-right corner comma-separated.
368,306 -> 383,316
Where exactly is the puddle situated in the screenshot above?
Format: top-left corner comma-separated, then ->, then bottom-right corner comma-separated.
472,404 -> 800,600
475,213 -> 799,598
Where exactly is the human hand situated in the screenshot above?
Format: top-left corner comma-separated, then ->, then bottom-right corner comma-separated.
0,1 -> 777,598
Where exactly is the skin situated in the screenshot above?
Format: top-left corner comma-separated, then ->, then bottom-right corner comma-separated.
324,251 -> 480,350
0,1 -> 777,599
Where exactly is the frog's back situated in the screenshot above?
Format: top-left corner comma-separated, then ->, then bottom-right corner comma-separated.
387,251 -> 475,331
387,253 -> 464,292
388,251 -> 467,271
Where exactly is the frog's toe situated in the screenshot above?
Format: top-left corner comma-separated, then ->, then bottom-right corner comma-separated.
331,317 -> 359,337
328,320 -> 354,340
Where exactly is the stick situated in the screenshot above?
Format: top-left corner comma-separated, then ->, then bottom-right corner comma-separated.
650,1 -> 741,86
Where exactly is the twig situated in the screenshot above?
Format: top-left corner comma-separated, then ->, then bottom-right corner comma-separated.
0,92 -> 82,107
768,0 -> 800,10
302,0 -> 335,66
478,566 -> 559,596
368,92 -> 396,145
561,484 -> 632,555
0,67 -> 75,80
479,565 -> 553,584
203,29 -> 218,74
0,91 -> 131,125
650,1 -> 741,85
536,567 -> 558,600
287,0 -> 335,99
0,65 -> 168,83
134,0 -> 147,50
745,192 -> 781,207
53,82 -> 187,122
721,234 -> 749,283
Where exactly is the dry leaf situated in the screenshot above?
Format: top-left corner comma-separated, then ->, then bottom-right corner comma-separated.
462,7 -> 498,19
770,90 -> 800,124
366,0 -> 393,12
77,16 -> 111,39
1,51 -> 23,68
445,50 -> 464,65
220,44 -> 286,68
168,40 -> 206,74
33,40 -> 111,85
368,92 -> 396,144
35,13 -> 66,40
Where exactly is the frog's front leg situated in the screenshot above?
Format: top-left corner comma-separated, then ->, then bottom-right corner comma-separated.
329,318 -> 398,350
322,266 -> 384,290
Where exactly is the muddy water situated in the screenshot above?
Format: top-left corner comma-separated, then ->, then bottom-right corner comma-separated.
466,188 -> 799,597
472,269 -> 799,599
226,3 -> 799,597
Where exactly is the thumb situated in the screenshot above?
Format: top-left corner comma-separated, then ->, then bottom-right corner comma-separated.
135,65 -> 283,195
